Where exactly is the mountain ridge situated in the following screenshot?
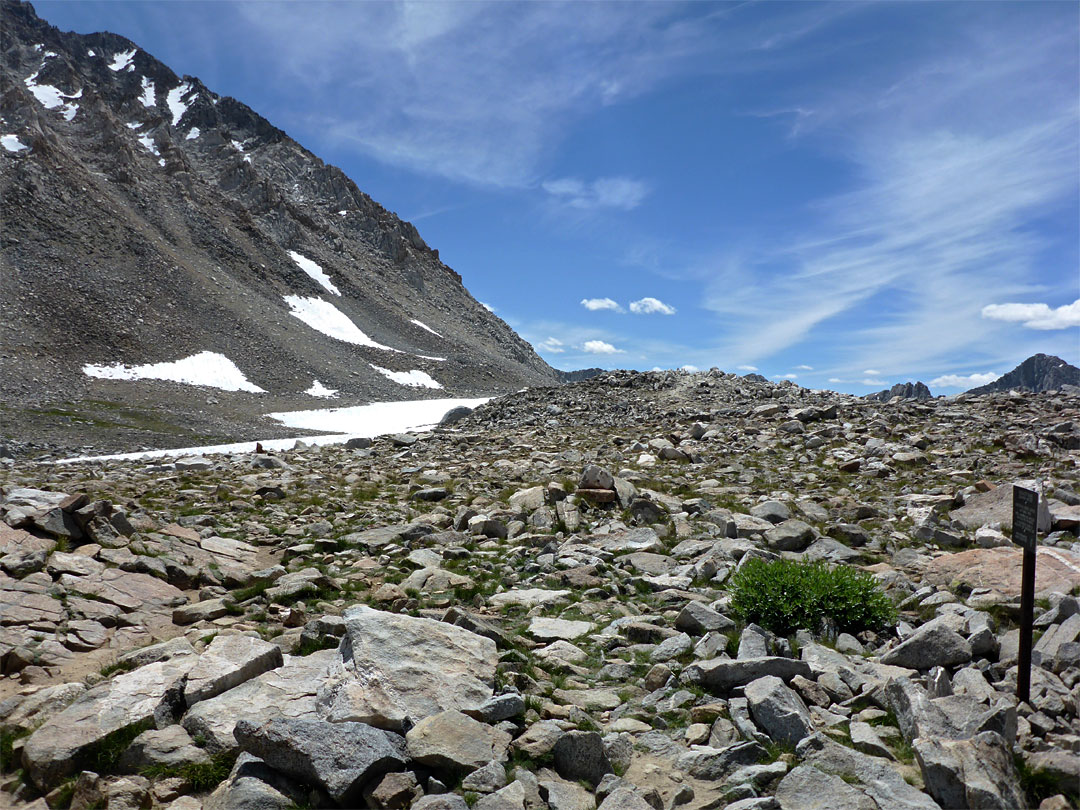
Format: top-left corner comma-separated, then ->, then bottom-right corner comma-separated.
0,0 -> 559,453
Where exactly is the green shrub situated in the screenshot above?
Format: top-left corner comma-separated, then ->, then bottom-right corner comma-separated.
729,558 -> 896,637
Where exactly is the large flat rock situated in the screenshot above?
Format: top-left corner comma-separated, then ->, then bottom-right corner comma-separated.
317,605 -> 497,731
922,546 -> 1080,599
182,649 -> 338,752
23,656 -> 197,789
58,568 -> 188,612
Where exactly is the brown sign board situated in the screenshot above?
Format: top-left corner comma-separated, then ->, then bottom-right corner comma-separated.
1012,486 -> 1038,551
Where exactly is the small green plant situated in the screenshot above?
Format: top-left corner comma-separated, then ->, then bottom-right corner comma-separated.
0,728 -> 31,773
1014,753 -> 1065,808
142,750 -> 238,792
729,558 -> 896,637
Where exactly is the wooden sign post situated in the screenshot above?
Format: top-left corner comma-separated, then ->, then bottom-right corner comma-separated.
1013,485 -> 1039,704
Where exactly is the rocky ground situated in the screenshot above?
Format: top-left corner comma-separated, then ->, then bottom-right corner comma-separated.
1,369 -> 1078,810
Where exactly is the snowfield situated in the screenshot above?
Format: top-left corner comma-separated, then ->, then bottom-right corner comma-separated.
55,396 -> 491,464
82,351 -> 265,393
288,251 -> 339,295
369,364 -> 443,389
283,295 -> 399,351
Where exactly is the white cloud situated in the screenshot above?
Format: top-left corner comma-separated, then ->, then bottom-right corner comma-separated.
681,364 -> 699,372
827,377 -> 843,383
582,340 -> 622,354
795,364 -> 814,371
863,369 -> 882,376
930,371 -> 1000,389
581,297 -> 623,312
629,297 -> 677,315
981,299 -> 1080,330
544,176 -> 649,210
861,378 -> 886,386
737,364 -> 758,371
479,301 -> 495,312
537,337 -> 565,353
774,373 -> 798,380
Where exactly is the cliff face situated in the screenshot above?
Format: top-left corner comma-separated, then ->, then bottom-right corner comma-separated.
966,354 -> 1080,396
0,0 -> 558,437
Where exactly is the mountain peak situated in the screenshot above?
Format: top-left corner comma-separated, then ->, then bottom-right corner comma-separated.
966,354 -> 1080,395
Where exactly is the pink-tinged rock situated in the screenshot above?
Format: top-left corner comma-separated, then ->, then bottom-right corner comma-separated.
923,547 -> 1080,599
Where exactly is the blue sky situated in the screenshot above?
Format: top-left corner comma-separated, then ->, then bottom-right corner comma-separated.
37,1 -> 1079,393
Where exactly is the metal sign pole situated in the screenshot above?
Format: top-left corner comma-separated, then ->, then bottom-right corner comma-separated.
1013,485 -> 1039,705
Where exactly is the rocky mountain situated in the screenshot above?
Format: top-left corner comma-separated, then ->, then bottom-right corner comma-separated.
0,0 -> 559,454
966,354 -> 1080,396
554,368 -> 605,384
1,368 -> 1078,810
865,381 -> 932,402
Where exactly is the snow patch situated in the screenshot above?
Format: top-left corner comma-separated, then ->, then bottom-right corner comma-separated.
231,139 -> 252,164
24,72 -> 80,119
283,296 -> 399,352
82,351 -> 265,393
185,127 -> 200,140
369,365 -> 443,389
108,48 -> 136,72
288,250 -> 339,295
126,122 -> 142,130
166,82 -> 192,126
416,355 -> 447,362
138,76 -> 155,108
1,135 -> 28,153
137,134 -> 159,156
305,380 -> 339,398
410,319 -> 442,337
87,50 -> 96,57
55,396 -> 491,464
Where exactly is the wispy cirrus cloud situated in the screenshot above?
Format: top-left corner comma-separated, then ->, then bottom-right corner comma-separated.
234,2 -> 857,188
982,299 -> 1080,330
687,13 -> 1078,374
543,177 -> 649,211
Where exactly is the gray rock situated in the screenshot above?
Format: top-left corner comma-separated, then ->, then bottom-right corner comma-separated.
23,657 -> 196,789
682,656 -> 811,692
597,788 -> 653,810
319,605 -> 497,730
649,632 -> 692,663
183,649 -> 337,752
406,710 -> 511,771
765,520 -> 815,551
117,725 -> 209,773
675,741 -> 767,780
675,601 -> 735,634
880,622 -> 972,670
796,733 -> 939,810
751,501 -> 791,524
913,731 -> 1025,810
849,721 -> 894,760
462,760 -> 508,794
413,796 -> 470,810
745,675 -> 814,746
539,776 -> 595,810
233,717 -> 407,805
202,752 -> 309,810
775,764 -> 876,810
475,780 -> 527,810
553,731 -> 613,786
184,634 -> 283,705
